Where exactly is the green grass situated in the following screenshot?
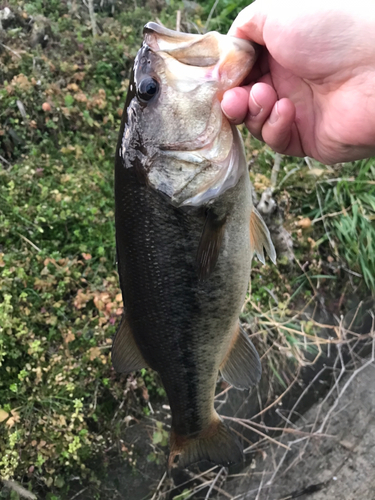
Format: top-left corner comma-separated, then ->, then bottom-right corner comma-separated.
278,158 -> 375,290
311,160 -> 375,289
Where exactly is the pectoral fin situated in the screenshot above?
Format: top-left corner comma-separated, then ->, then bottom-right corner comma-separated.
196,210 -> 227,281
220,323 -> 262,390
111,315 -> 149,373
250,207 -> 277,264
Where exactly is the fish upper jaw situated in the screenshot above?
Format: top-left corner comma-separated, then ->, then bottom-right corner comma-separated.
143,22 -> 258,92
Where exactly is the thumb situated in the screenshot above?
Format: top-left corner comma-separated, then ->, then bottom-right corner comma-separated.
228,0 -> 271,46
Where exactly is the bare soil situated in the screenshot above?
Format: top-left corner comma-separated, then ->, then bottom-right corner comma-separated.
223,356 -> 375,500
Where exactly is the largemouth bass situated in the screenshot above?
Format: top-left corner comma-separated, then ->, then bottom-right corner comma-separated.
113,23 -> 276,469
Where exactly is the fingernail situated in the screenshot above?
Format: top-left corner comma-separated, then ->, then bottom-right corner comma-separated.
250,89 -> 262,117
222,109 -> 236,121
269,103 -> 279,124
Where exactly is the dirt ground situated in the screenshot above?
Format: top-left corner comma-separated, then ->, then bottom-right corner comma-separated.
223,354 -> 375,500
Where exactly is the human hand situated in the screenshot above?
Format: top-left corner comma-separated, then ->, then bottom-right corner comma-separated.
222,0 -> 375,164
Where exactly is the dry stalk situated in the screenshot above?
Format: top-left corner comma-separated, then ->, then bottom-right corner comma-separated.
176,10 -> 181,32
1,481 -> 36,500
250,367 -> 300,421
317,336 -> 375,434
152,466 -> 218,499
305,156 -> 336,252
223,416 -> 291,451
0,42 -> 21,58
270,153 -> 282,189
151,472 -> 167,500
87,0 -> 97,37
204,467 -> 226,500
204,0 -> 220,32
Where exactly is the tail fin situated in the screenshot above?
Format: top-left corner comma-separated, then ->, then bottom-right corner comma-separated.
168,415 -> 243,470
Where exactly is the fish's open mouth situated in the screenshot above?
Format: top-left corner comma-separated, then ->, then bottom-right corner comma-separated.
143,22 -> 259,92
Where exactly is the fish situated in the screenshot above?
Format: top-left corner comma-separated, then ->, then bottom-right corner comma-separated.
112,22 -> 276,470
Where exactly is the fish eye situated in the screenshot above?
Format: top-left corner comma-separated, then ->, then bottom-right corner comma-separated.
137,77 -> 159,102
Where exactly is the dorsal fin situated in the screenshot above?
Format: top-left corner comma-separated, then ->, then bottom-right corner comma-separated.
220,323 -> 262,390
196,210 -> 227,281
250,207 -> 276,264
111,315 -> 149,373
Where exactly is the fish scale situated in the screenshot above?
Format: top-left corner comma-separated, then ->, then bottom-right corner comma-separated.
116,156 -> 251,437
113,22 -> 276,469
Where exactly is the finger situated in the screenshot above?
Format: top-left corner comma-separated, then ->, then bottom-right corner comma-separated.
261,98 -> 305,156
244,82 -> 278,140
228,2 -> 268,45
221,87 -> 251,124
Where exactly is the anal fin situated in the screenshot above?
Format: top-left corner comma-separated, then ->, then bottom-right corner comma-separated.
250,206 -> 277,264
196,209 -> 227,281
220,323 -> 262,390
111,314 -> 149,373
169,414 -> 242,470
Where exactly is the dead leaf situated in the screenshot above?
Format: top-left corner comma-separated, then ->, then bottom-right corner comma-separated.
67,83 -> 79,92
6,409 -> 20,428
253,173 -> 271,191
72,71 -> 86,81
89,347 -> 101,361
307,237 -> 316,248
11,74 -> 32,91
74,289 -> 93,309
296,217 -> 312,229
74,92 -> 87,103
64,330 -> 75,344
93,292 -> 110,311
105,302 -> 115,314
35,366 -> 42,384
40,266 -> 49,276
60,145 -> 75,154
307,168 -> 325,177
0,409 -> 9,423
82,253 -> 92,261
61,174 -> 71,183
59,415 -> 67,426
